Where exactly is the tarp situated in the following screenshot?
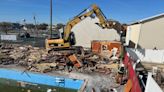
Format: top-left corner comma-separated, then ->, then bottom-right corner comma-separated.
123,53 -> 142,92
0,68 -> 84,90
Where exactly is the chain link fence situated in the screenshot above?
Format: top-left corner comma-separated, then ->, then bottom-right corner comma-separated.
0,29 -> 50,47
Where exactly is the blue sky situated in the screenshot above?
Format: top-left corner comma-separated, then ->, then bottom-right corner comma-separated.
0,0 -> 164,24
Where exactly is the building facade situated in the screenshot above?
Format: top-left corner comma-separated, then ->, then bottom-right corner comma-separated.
126,13 -> 164,49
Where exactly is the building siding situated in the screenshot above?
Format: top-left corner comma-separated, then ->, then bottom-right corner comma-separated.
138,17 -> 164,49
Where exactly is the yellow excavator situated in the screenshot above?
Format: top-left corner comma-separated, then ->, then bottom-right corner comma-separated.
45,4 -> 125,50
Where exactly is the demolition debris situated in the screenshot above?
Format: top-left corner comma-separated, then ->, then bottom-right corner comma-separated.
0,43 -> 121,74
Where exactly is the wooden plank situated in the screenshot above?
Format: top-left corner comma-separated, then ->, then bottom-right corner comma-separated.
78,79 -> 88,92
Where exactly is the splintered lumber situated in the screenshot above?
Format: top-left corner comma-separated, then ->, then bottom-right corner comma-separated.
68,54 -> 83,68
96,63 -> 119,69
33,63 -> 57,73
78,79 -> 88,92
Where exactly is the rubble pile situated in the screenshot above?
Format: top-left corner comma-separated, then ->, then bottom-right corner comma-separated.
0,44 -> 120,74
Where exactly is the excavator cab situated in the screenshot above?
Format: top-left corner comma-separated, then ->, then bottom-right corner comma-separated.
45,30 -> 76,50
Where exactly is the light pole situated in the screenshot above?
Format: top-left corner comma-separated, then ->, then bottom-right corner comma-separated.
33,15 -> 38,37
50,0 -> 53,38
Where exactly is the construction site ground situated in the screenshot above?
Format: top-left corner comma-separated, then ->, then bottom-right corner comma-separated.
0,43 -> 124,92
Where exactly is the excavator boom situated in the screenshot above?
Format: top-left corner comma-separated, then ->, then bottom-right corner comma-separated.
63,4 -> 109,42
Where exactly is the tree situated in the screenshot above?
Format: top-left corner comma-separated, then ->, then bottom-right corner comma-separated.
0,22 -> 13,34
56,23 -> 65,29
37,23 -> 48,30
25,23 -> 35,30
12,23 -> 21,29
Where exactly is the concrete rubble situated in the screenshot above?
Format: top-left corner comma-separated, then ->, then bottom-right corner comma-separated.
0,43 -> 121,75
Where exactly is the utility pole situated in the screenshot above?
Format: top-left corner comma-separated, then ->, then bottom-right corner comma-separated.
33,15 -> 38,37
22,19 -> 27,32
33,15 -> 37,46
50,0 -> 53,38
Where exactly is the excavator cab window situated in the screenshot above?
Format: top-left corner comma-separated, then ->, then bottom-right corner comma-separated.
50,30 -> 60,39
90,13 -> 96,18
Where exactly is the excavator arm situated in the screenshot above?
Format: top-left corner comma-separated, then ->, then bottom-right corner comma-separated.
46,4 -> 110,50
45,4 -> 126,50
63,4 -> 109,42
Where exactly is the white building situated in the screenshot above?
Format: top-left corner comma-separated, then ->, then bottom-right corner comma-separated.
126,13 -> 164,49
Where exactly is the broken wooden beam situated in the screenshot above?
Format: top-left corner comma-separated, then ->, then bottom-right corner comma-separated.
68,54 -> 83,68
